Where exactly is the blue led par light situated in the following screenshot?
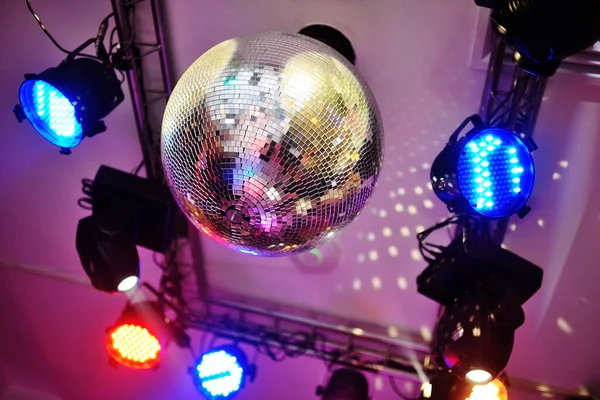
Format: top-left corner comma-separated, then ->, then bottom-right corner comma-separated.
431,114 -> 537,219
191,345 -> 256,399
14,57 -> 124,154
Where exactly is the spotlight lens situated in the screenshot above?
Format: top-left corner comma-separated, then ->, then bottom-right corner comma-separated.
458,129 -> 534,218
466,379 -> 508,400
19,80 -> 83,148
196,349 -> 245,398
117,276 -> 139,292
465,369 -> 493,384
106,324 -> 161,369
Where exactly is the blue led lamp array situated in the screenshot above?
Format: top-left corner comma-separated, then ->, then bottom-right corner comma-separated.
19,80 -> 83,149
457,128 -> 534,218
194,347 -> 248,399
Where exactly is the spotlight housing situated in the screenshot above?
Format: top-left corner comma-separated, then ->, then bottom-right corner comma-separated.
76,166 -> 179,293
434,286 -> 524,383
76,215 -> 140,294
489,0 -> 600,76
316,368 -> 370,400
15,58 -> 124,154
106,302 -> 167,369
431,114 -> 536,219
192,345 -> 255,399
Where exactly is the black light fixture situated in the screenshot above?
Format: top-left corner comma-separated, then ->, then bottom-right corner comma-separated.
13,2 -> 126,154
76,165 -> 177,293
317,368 -> 370,400
15,58 -> 124,154
434,286 -> 522,385
191,344 -> 256,399
76,215 -> 140,293
430,114 -> 537,219
480,0 -> 600,76
417,236 -> 542,385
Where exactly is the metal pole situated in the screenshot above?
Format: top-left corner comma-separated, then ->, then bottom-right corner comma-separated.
205,297 -> 431,354
149,0 -> 173,95
480,36 -> 507,122
110,0 -> 160,180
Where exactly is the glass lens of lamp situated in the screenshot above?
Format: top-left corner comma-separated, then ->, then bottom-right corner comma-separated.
117,276 -> 139,292
19,80 -> 83,148
196,349 -> 245,398
465,379 -> 508,400
465,369 -> 493,384
107,324 -> 161,369
457,129 -> 534,218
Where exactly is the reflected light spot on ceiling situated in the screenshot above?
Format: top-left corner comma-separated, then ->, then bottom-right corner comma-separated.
379,209 -> 388,218
509,223 -> 517,232
414,186 -> 424,195
383,227 -> 393,237
420,325 -> 433,342
558,160 -> 569,168
388,326 -> 399,338
352,328 -> 364,336
416,225 -> 425,234
409,166 -> 417,173
579,296 -> 590,305
400,226 -> 411,237
357,253 -> 365,263
367,232 -> 376,241
423,199 -> 434,209
395,203 -> 405,213
369,250 -> 379,261
372,276 -> 382,290
422,162 -> 430,170
352,278 -> 362,291
557,317 -> 573,335
411,249 -> 422,261
397,276 -> 408,290
538,219 -> 545,228
408,205 -> 417,215
389,191 -> 397,198
427,182 -> 433,191
553,172 -> 562,180
396,171 -> 404,177
397,187 -> 406,195
388,245 -> 399,257
374,376 -> 384,391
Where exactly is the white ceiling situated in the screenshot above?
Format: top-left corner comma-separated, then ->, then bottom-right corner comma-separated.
1,0 -> 600,399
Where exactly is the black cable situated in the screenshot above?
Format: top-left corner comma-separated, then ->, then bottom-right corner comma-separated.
489,75 -> 531,127
132,159 -> 145,176
26,0 -> 107,61
389,376 -> 418,400
417,216 -> 459,262
26,0 -> 71,55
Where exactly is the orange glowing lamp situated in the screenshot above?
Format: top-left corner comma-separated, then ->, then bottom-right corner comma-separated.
466,379 -> 508,400
106,301 -> 167,369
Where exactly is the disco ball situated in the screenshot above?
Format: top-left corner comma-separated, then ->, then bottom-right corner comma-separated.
162,32 -> 383,256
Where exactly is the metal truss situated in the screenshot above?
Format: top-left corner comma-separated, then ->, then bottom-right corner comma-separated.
110,0 -> 172,182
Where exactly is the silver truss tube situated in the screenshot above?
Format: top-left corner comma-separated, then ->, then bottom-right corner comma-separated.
110,0 -> 172,181
111,0 -> 159,180
149,0 -> 173,95
204,297 -> 431,354
480,36 -> 506,122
